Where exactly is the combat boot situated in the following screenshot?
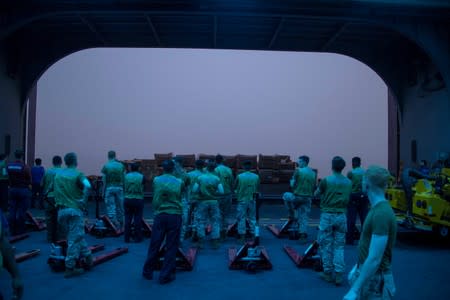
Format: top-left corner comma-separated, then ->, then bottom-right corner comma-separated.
64,267 -> 85,278
319,272 -> 334,283
211,239 -> 221,249
335,273 -> 344,286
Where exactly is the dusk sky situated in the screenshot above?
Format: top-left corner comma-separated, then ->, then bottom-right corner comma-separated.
36,48 -> 387,177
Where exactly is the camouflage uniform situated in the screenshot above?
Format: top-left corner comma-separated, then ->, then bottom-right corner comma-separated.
58,208 -> 91,268
214,164 -> 234,233
235,171 -> 260,235
350,199 -> 397,299
173,165 -> 189,241
195,172 -> 222,240
349,267 -> 396,299
187,169 -> 204,236
54,167 -> 92,269
42,166 -> 63,243
101,160 -> 125,228
316,174 -> 351,275
283,165 -> 316,234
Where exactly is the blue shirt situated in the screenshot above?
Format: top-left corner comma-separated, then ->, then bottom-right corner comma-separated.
31,166 -> 45,184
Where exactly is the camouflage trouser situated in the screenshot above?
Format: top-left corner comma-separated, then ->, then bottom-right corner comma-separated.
349,267 -> 396,299
195,200 -> 220,239
58,208 -> 92,269
45,197 -> 59,243
105,186 -> 124,228
219,194 -> 233,232
283,192 -> 311,234
318,212 -> 347,273
180,197 -> 189,242
236,201 -> 256,235
190,201 -> 199,235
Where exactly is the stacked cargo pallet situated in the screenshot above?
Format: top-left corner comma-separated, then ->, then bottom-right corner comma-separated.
198,153 -> 216,163
236,154 -> 258,175
120,153 -> 297,186
140,159 -> 158,192
258,155 -> 277,183
222,155 -> 237,169
175,154 -> 196,170
277,155 -> 296,183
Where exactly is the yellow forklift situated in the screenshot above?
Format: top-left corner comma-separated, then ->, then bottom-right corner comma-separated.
386,168 -> 450,238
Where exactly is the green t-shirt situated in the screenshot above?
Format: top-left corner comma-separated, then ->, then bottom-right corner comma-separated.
347,167 -> 365,194
101,160 -> 125,187
215,164 -> 234,194
54,168 -> 86,209
358,200 -> 397,271
152,174 -> 183,215
197,172 -> 222,201
125,172 -> 145,200
42,166 -> 63,198
318,173 -> 352,213
0,160 -> 8,180
188,169 -> 204,200
236,171 -> 260,202
292,167 -> 316,197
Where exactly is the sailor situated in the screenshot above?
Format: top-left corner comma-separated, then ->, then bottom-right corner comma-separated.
315,156 -> 352,286
192,161 -> 224,249
346,157 -> 369,245
282,155 -> 316,239
214,154 -> 234,239
101,150 -> 126,229
343,166 -> 397,300
54,152 -> 93,278
234,160 -> 260,242
142,160 -> 183,284
42,155 -> 63,243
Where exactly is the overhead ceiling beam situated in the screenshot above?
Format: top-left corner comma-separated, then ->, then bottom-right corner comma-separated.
268,17 -> 285,49
320,23 -> 349,51
213,15 -> 217,48
78,14 -> 107,46
144,14 -> 162,47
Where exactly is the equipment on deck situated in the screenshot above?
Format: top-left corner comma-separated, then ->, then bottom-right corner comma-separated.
266,219 -> 300,240
154,245 -> 197,271
15,249 -> 40,263
387,168 -> 450,238
284,240 -> 322,271
8,233 -> 29,244
226,220 -> 252,238
228,241 -> 272,272
25,211 -> 46,231
47,240 -> 128,272
86,215 -> 123,237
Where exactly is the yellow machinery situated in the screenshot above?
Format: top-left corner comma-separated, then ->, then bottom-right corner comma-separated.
386,168 -> 450,238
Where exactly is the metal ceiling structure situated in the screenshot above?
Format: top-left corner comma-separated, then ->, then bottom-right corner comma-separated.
1,0 -> 449,103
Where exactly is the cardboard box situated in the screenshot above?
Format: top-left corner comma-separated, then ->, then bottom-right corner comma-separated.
154,153 -> 173,167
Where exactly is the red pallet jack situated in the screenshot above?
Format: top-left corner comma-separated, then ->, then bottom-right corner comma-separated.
15,249 -> 41,263
228,240 -> 272,272
155,245 -> 197,271
266,218 -> 301,239
86,215 -> 124,237
9,233 -> 30,244
284,241 -> 323,271
226,220 -> 252,238
48,240 -> 128,272
25,211 -> 46,231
